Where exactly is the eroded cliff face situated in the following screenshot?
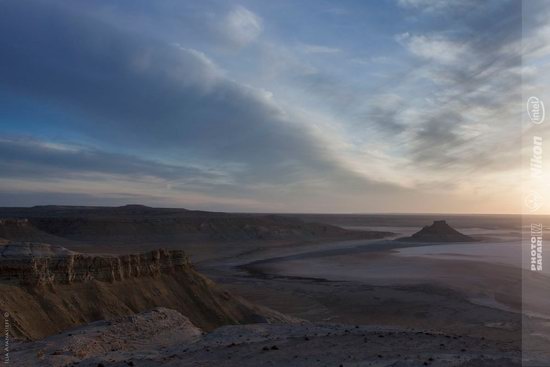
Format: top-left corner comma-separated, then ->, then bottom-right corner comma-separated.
0,242 -> 190,285
0,243 -> 291,340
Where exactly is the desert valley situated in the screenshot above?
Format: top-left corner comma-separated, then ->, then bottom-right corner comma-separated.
0,205 -> 548,366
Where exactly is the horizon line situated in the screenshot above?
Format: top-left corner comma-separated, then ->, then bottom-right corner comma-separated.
0,204 -> 547,216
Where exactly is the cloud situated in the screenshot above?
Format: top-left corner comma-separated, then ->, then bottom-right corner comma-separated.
301,44 -> 341,54
0,0 -> 390,201
0,137 -> 222,183
391,0 -> 523,176
0,190 -> 148,208
397,0 -> 475,13
396,33 -> 468,65
363,94 -> 406,134
322,7 -> 350,16
221,5 -> 263,47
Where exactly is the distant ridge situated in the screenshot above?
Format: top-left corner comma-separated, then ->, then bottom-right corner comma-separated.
398,220 -> 477,243
117,204 -> 153,209
0,205 -> 392,250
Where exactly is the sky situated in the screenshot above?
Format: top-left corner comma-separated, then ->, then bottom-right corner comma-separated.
0,0 -> 549,214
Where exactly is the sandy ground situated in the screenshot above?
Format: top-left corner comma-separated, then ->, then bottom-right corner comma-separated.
12,308 -> 521,367
196,233 -> 550,365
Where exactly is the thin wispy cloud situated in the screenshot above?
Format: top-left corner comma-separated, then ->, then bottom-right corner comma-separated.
221,5 -> 263,47
300,44 -> 341,55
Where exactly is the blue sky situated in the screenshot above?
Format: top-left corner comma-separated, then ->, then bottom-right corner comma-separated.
0,0 -> 548,213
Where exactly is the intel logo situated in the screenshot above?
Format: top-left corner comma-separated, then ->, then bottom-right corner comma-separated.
527,96 -> 545,125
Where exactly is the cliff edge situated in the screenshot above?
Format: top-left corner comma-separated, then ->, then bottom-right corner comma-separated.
0,242 -> 293,340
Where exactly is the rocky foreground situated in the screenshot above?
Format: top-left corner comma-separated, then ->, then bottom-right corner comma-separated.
12,307 -> 520,367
